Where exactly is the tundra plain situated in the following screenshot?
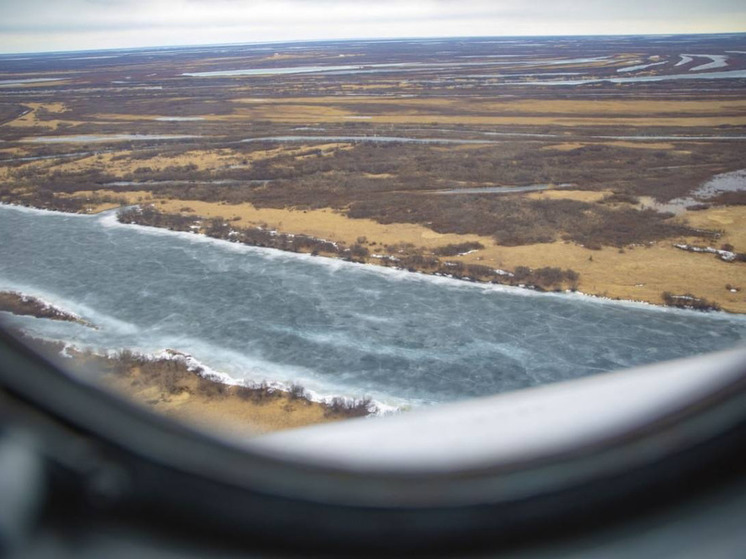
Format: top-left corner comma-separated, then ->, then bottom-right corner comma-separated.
1,34 -> 745,312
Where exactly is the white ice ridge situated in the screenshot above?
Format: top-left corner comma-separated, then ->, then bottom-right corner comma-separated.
617,60 -> 666,73
674,244 -> 736,262
684,54 -> 729,72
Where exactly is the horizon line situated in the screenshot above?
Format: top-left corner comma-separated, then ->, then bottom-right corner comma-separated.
1,30 -> 745,57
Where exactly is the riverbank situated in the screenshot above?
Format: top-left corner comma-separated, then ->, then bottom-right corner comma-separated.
105,196 -> 745,313
3,195 -> 744,312
0,291 -> 93,327
7,330 -> 375,437
92,348 -> 374,437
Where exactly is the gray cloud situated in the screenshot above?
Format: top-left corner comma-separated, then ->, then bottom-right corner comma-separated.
0,0 -> 743,53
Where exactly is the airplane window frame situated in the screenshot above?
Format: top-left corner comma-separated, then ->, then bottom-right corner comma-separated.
1,328 -> 745,554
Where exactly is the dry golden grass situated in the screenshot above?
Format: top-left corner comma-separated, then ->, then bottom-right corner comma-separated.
231,96 -> 453,106
679,206 -> 746,249
541,142 -> 587,151
17,337 -> 340,437
340,83 -> 405,90
256,53 -> 308,62
82,96 -> 746,128
10,80 -> 70,88
526,189 -> 612,203
113,149 -> 244,172
604,141 -> 677,150
33,143 -> 355,177
229,104 -> 355,121
155,198 -> 487,249
3,102 -> 80,129
33,148 -> 246,175
90,113 -> 162,121
216,106 -> 746,127
103,365 -> 338,437
221,96 -> 746,127
0,147 -> 27,155
293,143 -> 353,160
11,119 -> 82,129
61,189 -> 153,213
233,96 -> 746,115
32,102 -> 67,113
457,240 -> 746,313
478,98 -> 746,115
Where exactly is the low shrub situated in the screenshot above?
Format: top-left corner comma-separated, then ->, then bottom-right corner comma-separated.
324,396 -> 376,418
289,383 -> 309,401
432,242 -> 484,257
661,292 -> 721,312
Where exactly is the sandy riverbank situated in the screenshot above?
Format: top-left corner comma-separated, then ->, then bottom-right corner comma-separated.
78,192 -> 746,313
100,356 -> 345,437
7,332 -> 372,437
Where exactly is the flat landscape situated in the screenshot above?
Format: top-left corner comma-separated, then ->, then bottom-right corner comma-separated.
1,34 -> 745,313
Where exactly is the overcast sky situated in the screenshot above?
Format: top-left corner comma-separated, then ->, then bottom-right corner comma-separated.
0,0 -> 744,54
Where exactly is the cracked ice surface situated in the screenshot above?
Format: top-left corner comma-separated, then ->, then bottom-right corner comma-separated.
1,204 -> 744,410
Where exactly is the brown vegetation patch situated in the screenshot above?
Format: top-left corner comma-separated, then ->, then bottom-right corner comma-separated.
347,194 -> 711,248
0,291 -> 91,326
223,96 -> 746,127
233,97 -> 746,116
154,199 -> 489,250
2,102 -> 80,129
221,106 -> 746,127
661,292 -> 721,312
542,141 -> 676,151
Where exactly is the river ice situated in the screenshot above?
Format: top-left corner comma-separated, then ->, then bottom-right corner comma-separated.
1,204 -> 744,410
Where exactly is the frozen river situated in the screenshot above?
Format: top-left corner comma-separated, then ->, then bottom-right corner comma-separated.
1,204 -> 744,410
